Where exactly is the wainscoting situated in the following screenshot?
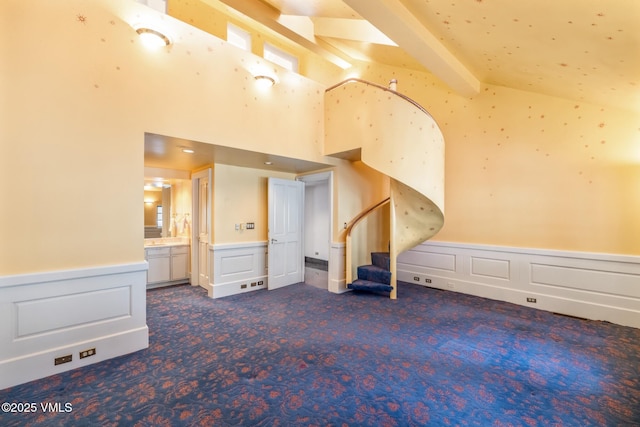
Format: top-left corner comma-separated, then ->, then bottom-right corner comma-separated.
397,242 -> 640,328
210,242 -> 267,298
0,262 -> 149,389
329,242 -> 347,294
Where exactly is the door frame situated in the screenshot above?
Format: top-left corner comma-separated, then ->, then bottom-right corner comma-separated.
297,170 -> 334,288
191,168 -> 212,291
267,177 -> 305,290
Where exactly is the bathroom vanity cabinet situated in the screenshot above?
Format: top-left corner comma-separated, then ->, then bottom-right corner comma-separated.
145,244 -> 190,288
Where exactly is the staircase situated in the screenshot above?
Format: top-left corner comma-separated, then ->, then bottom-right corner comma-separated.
349,252 -> 392,294
325,78 -> 445,298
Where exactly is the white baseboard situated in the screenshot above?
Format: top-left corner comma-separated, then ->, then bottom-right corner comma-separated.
398,242 -> 640,328
0,263 -> 149,390
210,242 -> 268,298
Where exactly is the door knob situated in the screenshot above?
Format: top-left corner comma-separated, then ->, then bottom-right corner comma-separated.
271,238 -> 278,243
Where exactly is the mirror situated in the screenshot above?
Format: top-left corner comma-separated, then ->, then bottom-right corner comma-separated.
144,178 -> 192,239
144,185 -> 171,238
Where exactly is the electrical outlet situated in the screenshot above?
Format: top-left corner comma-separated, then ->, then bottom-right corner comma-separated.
425,278 -> 432,283
80,348 -> 96,359
413,276 -> 420,282
55,355 -> 72,365
527,297 -> 537,303
241,284 -> 247,289
258,281 -> 264,286
246,222 -> 255,229
251,282 -> 257,287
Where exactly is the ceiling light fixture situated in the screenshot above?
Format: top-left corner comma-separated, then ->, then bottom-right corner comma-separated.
264,161 -> 273,165
254,75 -> 276,88
136,27 -> 171,49
182,148 -> 195,154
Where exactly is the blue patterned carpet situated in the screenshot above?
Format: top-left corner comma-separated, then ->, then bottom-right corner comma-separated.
1,282 -> 639,426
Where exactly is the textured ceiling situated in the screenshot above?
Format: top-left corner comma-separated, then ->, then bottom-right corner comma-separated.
223,0 -> 640,112
401,0 -> 640,110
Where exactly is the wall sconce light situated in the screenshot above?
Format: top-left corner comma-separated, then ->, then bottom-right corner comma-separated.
254,75 -> 276,89
136,27 -> 171,49
144,199 -> 155,205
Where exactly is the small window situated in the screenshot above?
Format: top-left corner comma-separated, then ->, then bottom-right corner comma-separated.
263,43 -> 298,73
227,23 -> 251,51
157,206 -> 163,227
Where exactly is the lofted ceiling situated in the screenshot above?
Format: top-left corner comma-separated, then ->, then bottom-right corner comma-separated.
219,0 -> 640,111
146,0 -> 639,173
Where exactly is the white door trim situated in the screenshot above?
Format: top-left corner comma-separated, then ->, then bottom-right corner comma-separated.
268,178 -> 304,290
191,168 -> 212,292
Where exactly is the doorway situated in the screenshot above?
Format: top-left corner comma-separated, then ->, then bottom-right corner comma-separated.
298,171 -> 333,290
267,177 -> 305,290
191,168 -> 212,294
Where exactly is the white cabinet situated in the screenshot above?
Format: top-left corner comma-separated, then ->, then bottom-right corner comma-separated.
145,245 -> 190,287
170,245 -> 189,281
146,247 -> 171,284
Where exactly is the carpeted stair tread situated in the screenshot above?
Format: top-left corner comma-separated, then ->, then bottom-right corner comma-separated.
348,279 -> 393,293
371,252 -> 390,270
357,265 -> 392,285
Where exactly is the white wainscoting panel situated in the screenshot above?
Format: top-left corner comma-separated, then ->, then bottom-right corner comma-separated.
0,262 -> 149,389
210,242 -> 267,298
398,242 -> 640,328
329,242 -> 347,294
471,257 -> 511,281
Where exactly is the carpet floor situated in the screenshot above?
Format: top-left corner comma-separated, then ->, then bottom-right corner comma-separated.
1,282 -> 638,426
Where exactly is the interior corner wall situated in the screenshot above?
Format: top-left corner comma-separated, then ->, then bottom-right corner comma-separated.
347,62 -> 640,256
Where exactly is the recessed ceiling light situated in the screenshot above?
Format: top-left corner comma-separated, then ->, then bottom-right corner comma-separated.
182,148 -> 195,154
264,161 -> 273,165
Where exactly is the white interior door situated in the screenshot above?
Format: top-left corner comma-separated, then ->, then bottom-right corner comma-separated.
198,175 -> 210,288
268,178 -> 304,290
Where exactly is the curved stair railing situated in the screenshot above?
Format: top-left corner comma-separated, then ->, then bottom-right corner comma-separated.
345,197 -> 390,285
325,78 -> 445,299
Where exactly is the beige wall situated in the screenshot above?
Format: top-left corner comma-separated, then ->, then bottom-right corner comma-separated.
345,62 -> 640,255
212,164 -> 295,244
333,161 -> 390,242
0,0 -> 331,275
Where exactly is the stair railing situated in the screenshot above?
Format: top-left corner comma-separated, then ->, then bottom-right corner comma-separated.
326,78 -> 435,120
345,197 -> 391,286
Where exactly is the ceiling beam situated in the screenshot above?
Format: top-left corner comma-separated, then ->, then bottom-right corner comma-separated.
343,0 -> 480,96
312,17 -> 397,46
213,0 -> 352,69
